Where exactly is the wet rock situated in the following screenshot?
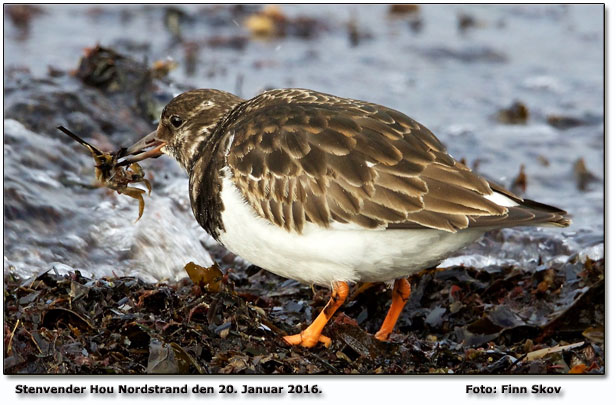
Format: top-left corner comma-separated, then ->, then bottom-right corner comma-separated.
75,45 -> 170,122
547,115 -> 587,129
388,4 -> 420,15
457,13 -> 483,33
573,158 -> 600,191
163,7 -> 191,40
510,164 -> 527,194
498,101 -> 529,124
346,15 -> 363,47
243,5 -> 326,39
421,46 -> 507,63
6,5 -> 44,26
408,16 -> 424,33
537,155 -> 550,166
206,35 -> 248,50
151,59 -> 179,79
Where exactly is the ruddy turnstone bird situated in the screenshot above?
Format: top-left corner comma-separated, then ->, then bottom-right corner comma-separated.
121,88 -> 570,348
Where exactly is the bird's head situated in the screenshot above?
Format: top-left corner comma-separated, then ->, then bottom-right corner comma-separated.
121,89 -> 243,171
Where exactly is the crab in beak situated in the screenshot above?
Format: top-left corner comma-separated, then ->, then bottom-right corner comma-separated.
117,130 -> 166,166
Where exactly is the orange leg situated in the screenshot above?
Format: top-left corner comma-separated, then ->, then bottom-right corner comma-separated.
284,282 -> 349,348
375,278 -> 411,341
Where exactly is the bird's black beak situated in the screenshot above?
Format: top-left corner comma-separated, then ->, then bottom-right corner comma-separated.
118,130 -> 166,166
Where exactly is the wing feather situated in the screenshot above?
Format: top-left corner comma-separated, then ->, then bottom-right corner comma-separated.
225,89 -> 569,233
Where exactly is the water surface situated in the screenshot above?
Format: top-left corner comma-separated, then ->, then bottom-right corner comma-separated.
3,4 -> 604,281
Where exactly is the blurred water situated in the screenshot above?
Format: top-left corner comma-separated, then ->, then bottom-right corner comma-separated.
3,4 -> 604,280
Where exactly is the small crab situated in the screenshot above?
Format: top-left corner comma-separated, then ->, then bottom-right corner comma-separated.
57,126 -> 151,221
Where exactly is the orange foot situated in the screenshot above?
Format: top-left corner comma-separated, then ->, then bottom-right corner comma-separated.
283,282 -> 349,349
283,332 -> 332,348
374,329 -> 389,342
375,278 -> 411,341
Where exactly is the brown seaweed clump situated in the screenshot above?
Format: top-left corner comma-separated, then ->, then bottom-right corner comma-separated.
4,255 -> 604,374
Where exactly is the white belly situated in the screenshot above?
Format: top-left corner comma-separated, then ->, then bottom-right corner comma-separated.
217,176 -> 485,286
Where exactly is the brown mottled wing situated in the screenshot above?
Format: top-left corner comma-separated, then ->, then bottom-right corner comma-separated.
225,89 -> 556,233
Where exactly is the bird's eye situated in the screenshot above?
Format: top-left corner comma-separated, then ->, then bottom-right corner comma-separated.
170,115 -> 183,128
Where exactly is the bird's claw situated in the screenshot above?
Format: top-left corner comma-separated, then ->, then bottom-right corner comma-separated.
283,332 -> 332,348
